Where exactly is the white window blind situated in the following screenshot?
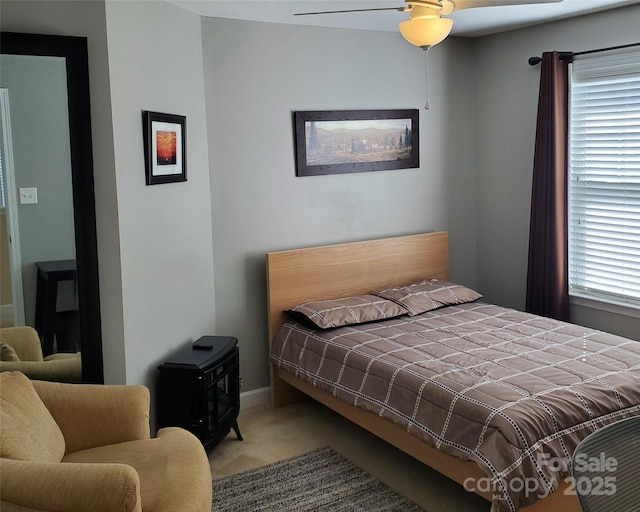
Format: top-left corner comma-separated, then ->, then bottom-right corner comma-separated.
568,47 -> 640,307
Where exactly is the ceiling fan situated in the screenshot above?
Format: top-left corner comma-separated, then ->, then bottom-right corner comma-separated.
295,0 -> 564,49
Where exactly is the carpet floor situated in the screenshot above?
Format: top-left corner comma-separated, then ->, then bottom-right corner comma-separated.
212,447 -> 425,511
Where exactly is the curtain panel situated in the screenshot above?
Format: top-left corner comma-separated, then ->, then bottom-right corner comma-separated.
526,51 -> 570,321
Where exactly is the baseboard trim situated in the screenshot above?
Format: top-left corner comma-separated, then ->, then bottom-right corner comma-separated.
240,386 -> 270,410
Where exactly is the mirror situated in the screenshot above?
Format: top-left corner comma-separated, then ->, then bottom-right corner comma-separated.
0,32 -> 103,383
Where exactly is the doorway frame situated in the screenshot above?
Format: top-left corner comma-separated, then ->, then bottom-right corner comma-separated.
0,88 -> 25,327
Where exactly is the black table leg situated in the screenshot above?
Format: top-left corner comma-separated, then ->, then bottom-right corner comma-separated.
41,279 -> 58,356
232,421 -> 243,441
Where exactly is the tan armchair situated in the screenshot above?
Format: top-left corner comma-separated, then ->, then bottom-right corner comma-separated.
0,326 -> 82,383
0,371 -> 213,512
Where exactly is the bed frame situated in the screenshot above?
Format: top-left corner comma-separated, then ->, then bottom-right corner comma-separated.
266,232 -> 580,512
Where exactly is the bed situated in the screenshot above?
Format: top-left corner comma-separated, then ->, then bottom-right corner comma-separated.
265,231 -> 640,512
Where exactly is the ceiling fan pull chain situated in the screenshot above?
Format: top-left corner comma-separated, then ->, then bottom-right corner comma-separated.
423,46 -> 431,110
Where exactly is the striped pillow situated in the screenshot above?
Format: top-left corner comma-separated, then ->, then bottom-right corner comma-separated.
372,279 -> 482,316
287,294 -> 408,329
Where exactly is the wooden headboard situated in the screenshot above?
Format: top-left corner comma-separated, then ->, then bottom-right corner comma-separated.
266,231 -> 448,405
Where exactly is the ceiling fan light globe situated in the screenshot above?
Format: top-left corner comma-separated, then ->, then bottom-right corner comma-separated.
398,17 -> 453,48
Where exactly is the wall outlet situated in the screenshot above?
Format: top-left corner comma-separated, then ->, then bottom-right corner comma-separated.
19,187 -> 38,205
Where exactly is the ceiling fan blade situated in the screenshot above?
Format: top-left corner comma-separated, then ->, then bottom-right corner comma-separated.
451,0 -> 563,10
294,6 -> 405,16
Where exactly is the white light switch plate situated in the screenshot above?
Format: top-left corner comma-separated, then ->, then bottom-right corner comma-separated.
19,187 -> 38,205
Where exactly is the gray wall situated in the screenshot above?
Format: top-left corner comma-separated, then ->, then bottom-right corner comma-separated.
103,0 -> 216,390
202,19 -> 478,391
0,54 -> 76,325
473,4 -> 640,340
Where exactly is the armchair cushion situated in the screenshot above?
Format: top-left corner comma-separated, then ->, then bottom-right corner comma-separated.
0,372 -> 65,463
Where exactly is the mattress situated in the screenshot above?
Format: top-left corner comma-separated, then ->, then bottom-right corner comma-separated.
270,302 -> 640,512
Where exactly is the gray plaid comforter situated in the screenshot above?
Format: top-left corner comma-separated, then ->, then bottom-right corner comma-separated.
270,302 -> 640,511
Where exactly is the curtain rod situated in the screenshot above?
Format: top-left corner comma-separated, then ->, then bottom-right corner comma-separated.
528,42 -> 640,66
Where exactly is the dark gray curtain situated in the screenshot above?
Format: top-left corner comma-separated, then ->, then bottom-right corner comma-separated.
526,51 -> 570,321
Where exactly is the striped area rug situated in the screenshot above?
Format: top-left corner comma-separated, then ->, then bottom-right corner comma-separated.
212,447 -> 425,511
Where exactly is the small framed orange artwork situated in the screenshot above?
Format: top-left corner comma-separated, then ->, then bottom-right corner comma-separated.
142,111 -> 186,185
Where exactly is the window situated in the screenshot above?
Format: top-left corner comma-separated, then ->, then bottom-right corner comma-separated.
568,48 -> 640,308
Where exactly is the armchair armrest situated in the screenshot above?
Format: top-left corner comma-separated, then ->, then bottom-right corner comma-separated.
0,357 -> 82,383
32,380 -> 151,453
0,458 -> 142,512
44,352 -> 81,361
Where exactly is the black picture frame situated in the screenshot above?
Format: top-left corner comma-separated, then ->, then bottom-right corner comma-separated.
142,110 -> 187,185
294,109 -> 419,177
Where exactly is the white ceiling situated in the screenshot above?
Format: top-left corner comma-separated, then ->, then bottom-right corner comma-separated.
168,0 -> 640,37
